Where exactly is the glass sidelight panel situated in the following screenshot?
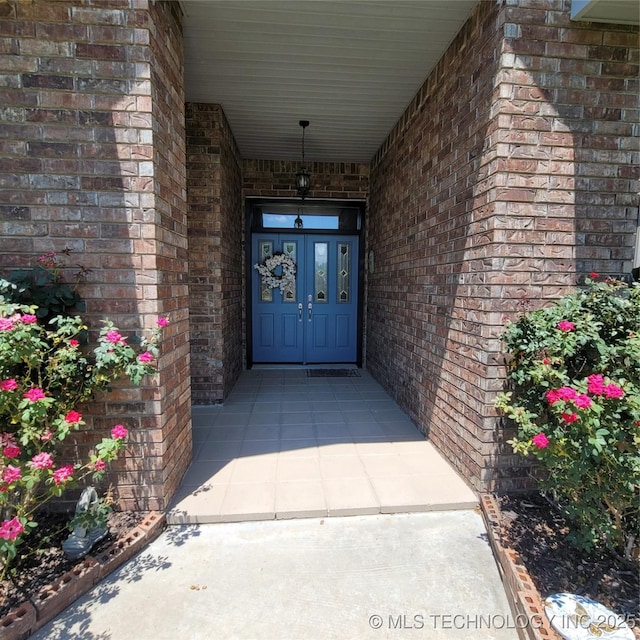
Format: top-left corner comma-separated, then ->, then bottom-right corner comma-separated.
337,242 -> 350,303
259,240 -> 273,302
282,241 -> 297,302
314,242 -> 328,302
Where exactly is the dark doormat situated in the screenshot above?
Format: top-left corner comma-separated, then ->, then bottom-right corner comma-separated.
307,368 -> 360,377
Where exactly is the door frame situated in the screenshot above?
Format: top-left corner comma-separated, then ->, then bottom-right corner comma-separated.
245,197 -> 366,369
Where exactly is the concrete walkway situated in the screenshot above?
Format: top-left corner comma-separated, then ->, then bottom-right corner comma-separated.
168,368 -> 477,523
31,511 -> 518,640
31,368 -> 518,639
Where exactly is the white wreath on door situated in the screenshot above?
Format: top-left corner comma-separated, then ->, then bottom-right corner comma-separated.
254,252 -> 296,293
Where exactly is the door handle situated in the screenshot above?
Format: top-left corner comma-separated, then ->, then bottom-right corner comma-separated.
307,301 -> 312,322
298,302 -> 303,322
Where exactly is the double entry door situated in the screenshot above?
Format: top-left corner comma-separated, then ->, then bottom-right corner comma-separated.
251,233 -> 359,363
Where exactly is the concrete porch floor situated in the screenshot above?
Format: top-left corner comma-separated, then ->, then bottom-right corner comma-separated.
167,368 -> 477,523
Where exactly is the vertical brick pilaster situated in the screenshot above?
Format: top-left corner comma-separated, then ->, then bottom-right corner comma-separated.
146,0 -> 191,509
186,103 -> 243,404
0,0 -> 190,510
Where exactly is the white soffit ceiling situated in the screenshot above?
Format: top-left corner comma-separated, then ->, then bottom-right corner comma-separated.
571,0 -> 640,25
180,0 -> 477,163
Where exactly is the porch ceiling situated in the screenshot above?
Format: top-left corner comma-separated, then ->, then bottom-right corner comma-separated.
180,0 -> 477,163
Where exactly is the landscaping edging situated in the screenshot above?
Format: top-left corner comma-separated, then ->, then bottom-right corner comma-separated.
0,511 -> 166,640
480,494 -> 561,640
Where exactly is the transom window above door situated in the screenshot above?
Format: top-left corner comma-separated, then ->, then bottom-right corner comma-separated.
250,202 -> 361,232
263,213 -> 339,230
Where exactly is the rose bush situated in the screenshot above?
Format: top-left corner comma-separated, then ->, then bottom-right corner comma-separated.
0,289 -> 167,581
496,275 -> 640,554
0,249 -> 88,323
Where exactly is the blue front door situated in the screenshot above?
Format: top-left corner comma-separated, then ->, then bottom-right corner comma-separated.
251,233 -> 359,363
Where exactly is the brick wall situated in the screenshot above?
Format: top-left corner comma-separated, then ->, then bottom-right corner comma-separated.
489,0 -> 639,488
0,0 -> 191,510
186,103 -> 243,403
368,0 -> 639,492
146,0 -> 191,510
496,1 -> 639,281
243,159 -> 369,200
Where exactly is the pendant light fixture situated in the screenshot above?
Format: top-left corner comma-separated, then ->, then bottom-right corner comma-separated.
294,120 -> 311,201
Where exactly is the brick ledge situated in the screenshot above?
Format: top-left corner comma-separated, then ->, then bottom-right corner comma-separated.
480,494 -> 561,640
0,511 -> 166,640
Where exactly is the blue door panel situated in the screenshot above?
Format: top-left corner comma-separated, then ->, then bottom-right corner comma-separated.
336,315 -> 350,348
259,314 -> 274,347
313,314 -> 328,348
282,314 -> 297,348
305,235 -> 357,363
252,233 -> 358,364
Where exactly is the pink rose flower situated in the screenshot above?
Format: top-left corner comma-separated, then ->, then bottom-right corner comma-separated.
52,465 -> 74,486
111,424 -> 128,440
138,351 -> 154,363
37,252 -> 57,268
2,465 -> 21,484
93,459 -> 107,472
561,412 -> 579,423
603,384 -> 624,399
0,317 -> 17,331
30,452 -> 53,470
531,432 -> 549,449
3,444 -> 21,459
0,433 -> 16,448
545,389 -> 560,405
574,394 -> 592,409
64,410 -> 82,424
589,272 -> 599,279
542,358 -> 551,365
556,387 -> 578,402
587,374 -> 605,396
23,388 -> 46,402
0,379 -> 18,392
40,429 -> 54,442
20,314 -> 37,324
69,339 -> 79,347
157,316 -> 169,328
105,330 -> 126,345
0,516 -> 24,541
557,320 -> 576,332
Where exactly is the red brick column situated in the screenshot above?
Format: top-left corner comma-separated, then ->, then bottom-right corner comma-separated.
0,0 -> 191,510
367,0 -> 638,492
186,103 -> 243,403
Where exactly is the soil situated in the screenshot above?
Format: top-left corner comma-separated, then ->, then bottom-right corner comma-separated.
0,508 -> 143,619
497,492 -> 640,637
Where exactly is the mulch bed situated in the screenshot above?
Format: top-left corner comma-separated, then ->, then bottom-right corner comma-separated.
496,492 -> 639,636
0,509 -> 144,620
